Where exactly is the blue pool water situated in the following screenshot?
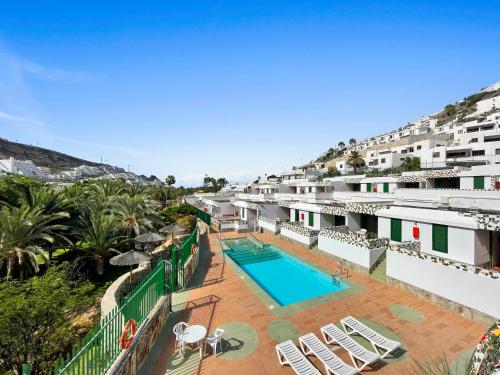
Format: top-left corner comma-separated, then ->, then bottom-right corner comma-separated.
224,238 -> 348,306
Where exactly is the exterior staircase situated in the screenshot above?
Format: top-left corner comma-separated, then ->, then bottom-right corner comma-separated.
370,253 -> 387,282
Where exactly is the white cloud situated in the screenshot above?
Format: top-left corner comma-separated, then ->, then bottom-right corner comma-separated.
0,111 -> 46,127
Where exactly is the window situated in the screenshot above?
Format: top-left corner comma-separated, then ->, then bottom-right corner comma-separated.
294,209 -> 299,222
390,219 -> 402,242
474,176 -> 485,190
381,158 -> 386,163
366,183 -> 372,192
470,138 -> 478,143
308,212 -> 314,227
308,186 -> 313,193
496,149 -> 500,155
433,152 -> 440,158
432,224 -> 448,253
417,145 -> 422,150
472,150 -> 485,156
383,183 -> 390,193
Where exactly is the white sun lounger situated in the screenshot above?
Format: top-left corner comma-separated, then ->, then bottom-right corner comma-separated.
340,316 -> 402,359
299,333 -> 359,375
276,340 -> 321,375
320,323 -> 380,371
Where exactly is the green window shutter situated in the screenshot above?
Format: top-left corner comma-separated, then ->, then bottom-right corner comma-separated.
294,209 -> 299,222
473,176 -> 485,190
383,183 -> 389,193
390,219 -> 402,242
308,212 -> 314,226
432,224 -> 448,253
366,183 -> 372,192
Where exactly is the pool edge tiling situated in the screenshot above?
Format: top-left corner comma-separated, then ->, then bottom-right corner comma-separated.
222,237 -> 362,313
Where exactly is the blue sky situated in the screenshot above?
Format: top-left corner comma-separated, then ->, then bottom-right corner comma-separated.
0,1 -> 499,186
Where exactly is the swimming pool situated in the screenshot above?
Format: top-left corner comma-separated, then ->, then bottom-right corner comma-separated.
223,238 -> 348,306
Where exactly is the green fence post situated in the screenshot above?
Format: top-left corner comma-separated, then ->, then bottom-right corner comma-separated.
22,363 -> 31,375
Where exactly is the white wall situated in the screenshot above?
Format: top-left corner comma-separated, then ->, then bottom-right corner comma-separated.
261,205 -> 289,220
318,235 -> 386,269
460,176 -> 493,190
387,250 -> 500,318
281,228 -> 318,246
258,220 -> 279,234
290,209 -> 321,230
378,217 -> 489,265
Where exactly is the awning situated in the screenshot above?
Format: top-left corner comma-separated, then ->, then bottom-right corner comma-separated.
376,206 -> 478,228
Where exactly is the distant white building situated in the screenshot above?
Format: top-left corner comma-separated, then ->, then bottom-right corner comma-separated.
476,95 -> 500,114
0,157 -> 52,180
480,81 -> 500,93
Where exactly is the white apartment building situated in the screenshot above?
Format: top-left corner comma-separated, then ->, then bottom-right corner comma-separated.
476,95 -> 500,114
0,157 -> 52,180
480,81 -> 500,93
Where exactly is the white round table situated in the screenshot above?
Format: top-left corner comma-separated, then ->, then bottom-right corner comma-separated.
182,325 -> 207,358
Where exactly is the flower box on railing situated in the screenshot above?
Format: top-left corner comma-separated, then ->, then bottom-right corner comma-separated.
319,226 -> 389,249
388,244 -> 500,281
281,222 -> 319,237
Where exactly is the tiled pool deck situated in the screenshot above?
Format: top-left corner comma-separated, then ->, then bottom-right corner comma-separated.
142,229 -> 486,375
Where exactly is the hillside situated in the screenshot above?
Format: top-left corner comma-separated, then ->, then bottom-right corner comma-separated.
314,83 -> 500,164
0,138 -> 101,171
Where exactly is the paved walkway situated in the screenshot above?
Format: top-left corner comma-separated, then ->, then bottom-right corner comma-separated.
141,230 -> 486,375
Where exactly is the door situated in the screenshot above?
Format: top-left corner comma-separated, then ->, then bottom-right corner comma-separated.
383,183 -> 390,193
491,232 -> 500,271
473,176 -> 485,190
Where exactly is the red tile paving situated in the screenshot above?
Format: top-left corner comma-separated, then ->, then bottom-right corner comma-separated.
151,230 -> 486,375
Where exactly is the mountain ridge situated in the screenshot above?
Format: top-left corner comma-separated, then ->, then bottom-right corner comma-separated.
0,138 -> 102,171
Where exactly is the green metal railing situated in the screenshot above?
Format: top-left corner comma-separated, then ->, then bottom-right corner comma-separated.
168,227 -> 198,291
47,259 -> 166,375
196,208 -> 211,226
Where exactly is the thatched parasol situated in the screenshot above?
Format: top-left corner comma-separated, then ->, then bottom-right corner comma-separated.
110,250 -> 152,283
159,223 -> 187,234
135,232 -> 166,243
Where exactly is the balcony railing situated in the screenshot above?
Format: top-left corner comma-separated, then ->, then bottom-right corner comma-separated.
319,226 -> 389,249
388,242 -> 500,280
281,221 -> 319,237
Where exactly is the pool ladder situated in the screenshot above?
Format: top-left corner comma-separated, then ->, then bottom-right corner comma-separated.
332,265 -> 350,287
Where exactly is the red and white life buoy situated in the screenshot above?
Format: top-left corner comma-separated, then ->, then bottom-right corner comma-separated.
191,243 -> 198,254
120,319 -> 137,350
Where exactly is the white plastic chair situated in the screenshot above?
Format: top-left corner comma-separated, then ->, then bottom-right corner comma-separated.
204,328 -> 224,356
173,322 -> 188,354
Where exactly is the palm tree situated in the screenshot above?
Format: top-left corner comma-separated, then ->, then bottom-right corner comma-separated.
21,186 -> 69,215
125,183 -> 145,197
349,138 -> 357,147
338,141 -> 345,149
347,151 -> 365,173
89,179 -> 125,199
209,177 -> 218,192
165,175 -> 176,202
78,210 -> 124,276
0,205 -> 70,280
203,175 -> 212,191
165,175 -> 176,187
216,178 -> 228,192
113,194 -> 155,242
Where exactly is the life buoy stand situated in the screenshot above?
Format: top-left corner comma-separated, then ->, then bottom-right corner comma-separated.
120,319 -> 137,349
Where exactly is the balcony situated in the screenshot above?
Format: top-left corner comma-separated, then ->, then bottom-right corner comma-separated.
258,216 -> 285,234
387,242 -> 500,320
235,193 -> 277,202
280,221 -> 319,248
317,226 -> 388,273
